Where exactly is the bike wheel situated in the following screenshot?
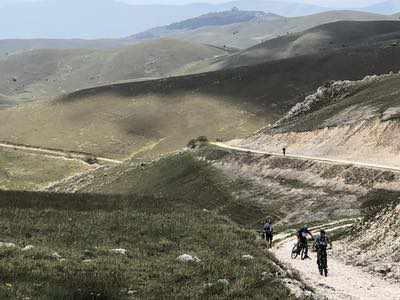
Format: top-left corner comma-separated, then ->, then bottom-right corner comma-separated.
291,244 -> 298,259
301,246 -> 307,260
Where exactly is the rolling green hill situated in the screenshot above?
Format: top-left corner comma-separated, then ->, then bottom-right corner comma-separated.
178,20 -> 400,74
130,10 -> 395,50
1,44 -> 400,160
0,38 -> 226,102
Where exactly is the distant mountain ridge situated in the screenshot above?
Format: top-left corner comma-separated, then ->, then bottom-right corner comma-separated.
362,0 -> 400,14
165,9 -> 274,30
128,9 -> 282,41
137,10 -> 395,52
0,0 -> 327,39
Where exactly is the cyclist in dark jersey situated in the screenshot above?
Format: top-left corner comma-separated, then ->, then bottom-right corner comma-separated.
297,225 -> 314,259
263,218 -> 274,249
315,230 -> 332,276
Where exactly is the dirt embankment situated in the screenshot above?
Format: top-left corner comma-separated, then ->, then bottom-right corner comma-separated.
197,147 -> 400,226
338,190 -> 400,282
236,118 -> 400,170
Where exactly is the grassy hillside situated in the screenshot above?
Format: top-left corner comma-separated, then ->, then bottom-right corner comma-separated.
0,147 -> 92,191
0,38 -> 127,58
1,45 -> 400,159
0,38 -> 226,101
132,10 -> 395,50
50,147 -> 367,225
0,154 -> 304,299
183,20 -> 400,73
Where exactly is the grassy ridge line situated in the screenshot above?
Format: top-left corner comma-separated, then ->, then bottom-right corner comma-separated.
63,44 -> 400,107
50,152 -> 273,228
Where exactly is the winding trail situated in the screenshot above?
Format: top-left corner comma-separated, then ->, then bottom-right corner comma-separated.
273,224 -> 400,300
0,142 -> 122,165
211,142 -> 400,298
211,142 -> 400,173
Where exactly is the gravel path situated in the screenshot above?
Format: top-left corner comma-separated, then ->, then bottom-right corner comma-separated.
0,142 -> 122,165
211,142 -> 400,173
273,233 -> 400,300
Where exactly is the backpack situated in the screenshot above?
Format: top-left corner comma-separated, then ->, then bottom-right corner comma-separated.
264,223 -> 272,234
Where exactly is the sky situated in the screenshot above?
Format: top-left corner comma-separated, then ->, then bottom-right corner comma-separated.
0,0 -> 388,7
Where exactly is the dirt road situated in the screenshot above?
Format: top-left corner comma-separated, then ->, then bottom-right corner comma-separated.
0,142 -> 122,165
273,226 -> 400,300
211,142 -> 400,173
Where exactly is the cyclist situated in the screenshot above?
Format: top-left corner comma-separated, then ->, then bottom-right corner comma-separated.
297,225 -> 314,259
263,218 -> 274,249
315,229 -> 332,276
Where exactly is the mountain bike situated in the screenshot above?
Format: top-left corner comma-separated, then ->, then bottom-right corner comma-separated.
291,240 -> 307,260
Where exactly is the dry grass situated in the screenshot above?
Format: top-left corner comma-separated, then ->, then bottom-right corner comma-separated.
0,38 -> 225,101
0,148 -> 91,191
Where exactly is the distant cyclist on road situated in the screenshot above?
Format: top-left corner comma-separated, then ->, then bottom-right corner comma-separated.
297,225 -> 314,259
263,218 -> 274,249
315,229 -> 332,276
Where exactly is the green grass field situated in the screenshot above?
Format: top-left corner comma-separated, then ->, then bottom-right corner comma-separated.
0,148 -> 91,190
0,152 -> 304,299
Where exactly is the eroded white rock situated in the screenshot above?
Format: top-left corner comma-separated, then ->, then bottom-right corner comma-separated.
242,254 -> 255,260
110,248 -> 128,255
0,242 -> 16,248
177,254 -> 201,263
21,245 -> 34,251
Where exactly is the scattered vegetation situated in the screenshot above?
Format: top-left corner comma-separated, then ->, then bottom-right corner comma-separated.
359,189 -> 400,221
0,171 -> 296,298
187,136 -> 209,149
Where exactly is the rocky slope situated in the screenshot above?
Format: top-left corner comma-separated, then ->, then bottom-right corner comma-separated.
235,72 -> 400,169
338,190 -> 400,282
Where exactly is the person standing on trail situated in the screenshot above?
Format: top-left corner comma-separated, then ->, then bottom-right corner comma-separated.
314,230 -> 332,277
282,147 -> 286,156
297,225 -> 314,259
263,218 -> 274,249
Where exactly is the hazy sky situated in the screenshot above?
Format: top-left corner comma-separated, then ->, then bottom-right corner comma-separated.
0,0 -> 387,7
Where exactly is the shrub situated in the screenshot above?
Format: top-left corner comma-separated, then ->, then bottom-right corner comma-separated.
187,136 -> 209,149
